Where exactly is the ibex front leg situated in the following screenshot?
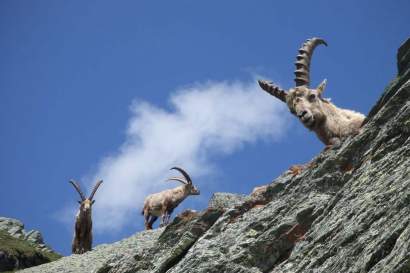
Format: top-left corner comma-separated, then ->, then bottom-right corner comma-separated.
165,209 -> 173,225
160,210 -> 167,227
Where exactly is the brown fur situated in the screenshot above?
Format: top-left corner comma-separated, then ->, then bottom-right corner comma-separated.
289,164 -> 305,176
251,185 -> 269,198
259,38 -> 365,147
285,84 -> 365,146
69,180 -> 102,254
142,168 -> 199,230
72,200 -> 93,254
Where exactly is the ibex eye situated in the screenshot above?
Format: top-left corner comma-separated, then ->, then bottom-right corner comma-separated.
308,94 -> 316,100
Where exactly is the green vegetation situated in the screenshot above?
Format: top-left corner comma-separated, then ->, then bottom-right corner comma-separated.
0,230 -> 61,271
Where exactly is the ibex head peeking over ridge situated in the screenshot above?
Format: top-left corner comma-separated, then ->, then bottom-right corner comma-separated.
259,38 -> 365,148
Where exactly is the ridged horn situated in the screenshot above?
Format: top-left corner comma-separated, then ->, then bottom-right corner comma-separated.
170,167 -> 192,184
258,80 -> 287,103
166,177 -> 188,185
69,180 -> 86,201
89,180 -> 103,200
294,37 -> 327,87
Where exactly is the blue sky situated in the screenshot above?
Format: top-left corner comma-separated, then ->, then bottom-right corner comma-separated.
0,1 -> 408,255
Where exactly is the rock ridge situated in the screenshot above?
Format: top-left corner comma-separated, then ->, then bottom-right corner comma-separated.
18,38 -> 410,273
0,217 -> 61,272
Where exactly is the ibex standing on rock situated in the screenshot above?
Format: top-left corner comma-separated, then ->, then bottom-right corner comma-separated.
142,167 -> 200,230
69,180 -> 103,254
259,37 -> 365,148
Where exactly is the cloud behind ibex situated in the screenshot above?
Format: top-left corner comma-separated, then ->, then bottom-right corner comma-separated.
86,80 -> 289,232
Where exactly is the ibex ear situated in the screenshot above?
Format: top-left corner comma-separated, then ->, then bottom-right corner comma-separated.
78,201 -> 82,204
316,79 -> 327,96
92,200 -> 95,205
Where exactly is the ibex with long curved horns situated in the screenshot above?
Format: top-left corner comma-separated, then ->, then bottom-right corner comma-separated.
69,180 -> 103,254
259,38 -> 365,148
142,167 -> 200,230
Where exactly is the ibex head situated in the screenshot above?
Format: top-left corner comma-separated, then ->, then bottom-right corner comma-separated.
259,38 -> 328,130
69,180 -> 103,213
167,167 -> 200,195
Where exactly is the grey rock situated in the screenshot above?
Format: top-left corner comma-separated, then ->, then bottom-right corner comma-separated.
19,229 -> 162,273
19,39 -> 410,273
0,217 -> 25,239
25,230 -> 44,245
208,192 -> 249,210
398,38 -> 410,76
0,217 -> 60,271
0,229 -> 61,272
19,209 -> 223,273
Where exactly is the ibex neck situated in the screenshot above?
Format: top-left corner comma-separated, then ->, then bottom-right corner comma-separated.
170,185 -> 189,206
314,101 -> 365,145
77,208 -> 92,221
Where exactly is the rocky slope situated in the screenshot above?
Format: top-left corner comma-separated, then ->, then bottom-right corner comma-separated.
19,38 -> 410,273
0,217 -> 61,272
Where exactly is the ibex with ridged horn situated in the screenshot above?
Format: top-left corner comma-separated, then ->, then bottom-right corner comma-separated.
142,167 -> 200,230
69,179 -> 103,254
259,38 -> 365,148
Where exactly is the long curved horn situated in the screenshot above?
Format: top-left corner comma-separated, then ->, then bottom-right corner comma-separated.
294,37 -> 327,87
258,80 -> 288,102
166,177 -> 188,185
170,167 -> 192,184
89,180 -> 103,200
69,180 -> 86,201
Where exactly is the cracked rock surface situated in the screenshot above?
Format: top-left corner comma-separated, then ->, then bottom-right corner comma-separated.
19,39 -> 410,273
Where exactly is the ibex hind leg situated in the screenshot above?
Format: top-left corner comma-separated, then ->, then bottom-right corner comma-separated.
147,216 -> 158,229
143,210 -> 152,230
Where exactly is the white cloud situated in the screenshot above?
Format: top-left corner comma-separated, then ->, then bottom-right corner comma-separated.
85,80 -> 289,232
